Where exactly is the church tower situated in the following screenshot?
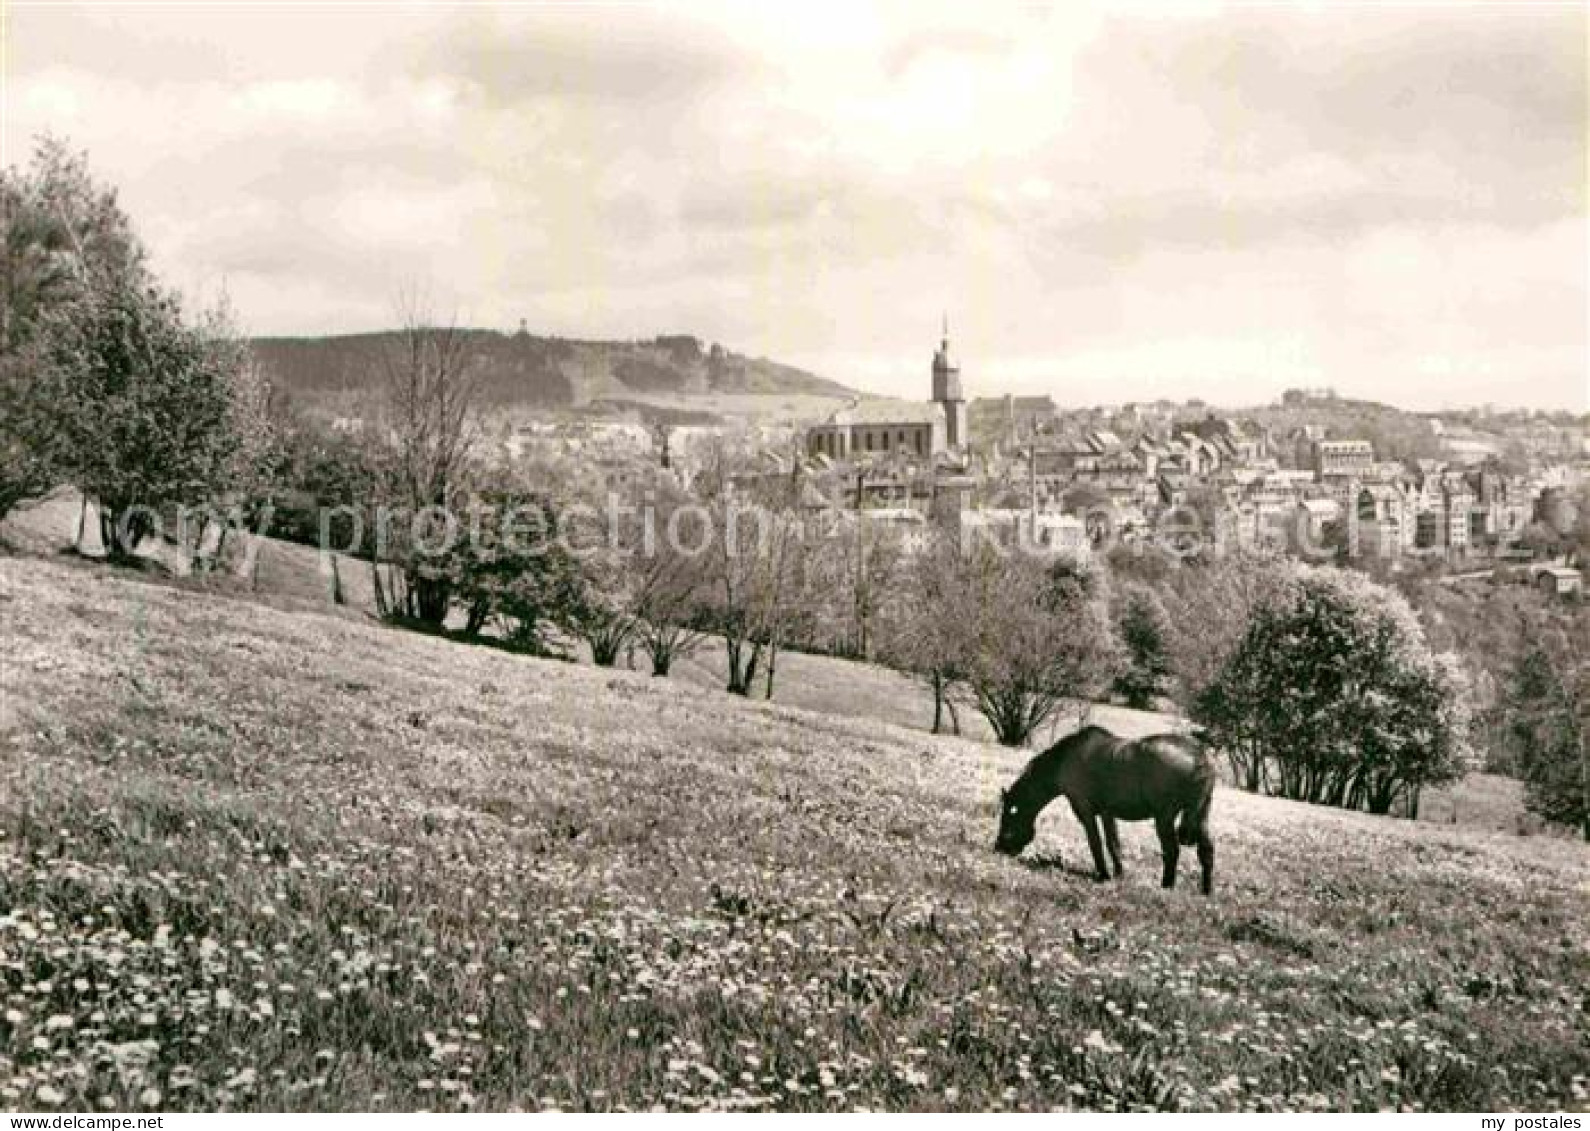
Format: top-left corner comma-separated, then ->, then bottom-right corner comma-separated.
931,314 -> 967,450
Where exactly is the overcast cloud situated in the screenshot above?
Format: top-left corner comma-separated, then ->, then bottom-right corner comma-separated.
5,1 -> 1585,409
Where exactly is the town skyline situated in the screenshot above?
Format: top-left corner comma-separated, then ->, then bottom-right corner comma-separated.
7,2 -> 1585,412
248,318 -> 1590,419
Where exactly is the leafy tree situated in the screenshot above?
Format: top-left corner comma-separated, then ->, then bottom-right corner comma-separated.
1497,614 -> 1589,839
1194,564 -> 1471,814
1112,583 -> 1172,709
38,272 -> 259,561
1159,547 -> 1291,718
268,409 -> 384,553
962,548 -> 1121,747
1516,521 -> 1564,561
0,137 -> 146,522
444,478 -> 588,656
175,311 -> 279,574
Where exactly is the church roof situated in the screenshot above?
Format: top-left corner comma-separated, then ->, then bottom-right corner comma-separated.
826,398 -> 944,427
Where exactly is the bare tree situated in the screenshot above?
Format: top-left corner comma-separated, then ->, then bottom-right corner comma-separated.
877,527 -> 971,735
696,441 -> 811,698
370,291 -> 479,626
632,498 -> 712,676
811,509 -> 904,660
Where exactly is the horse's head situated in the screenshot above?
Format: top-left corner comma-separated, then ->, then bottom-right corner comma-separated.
994,785 -> 1038,856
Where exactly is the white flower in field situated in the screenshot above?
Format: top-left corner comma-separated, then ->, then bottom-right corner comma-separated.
254,998 -> 274,1018
139,1088 -> 162,1107
44,1014 -> 73,1030
36,1085 -> 65,1106
1082,1030 -> 1115,1054
215,988 -> 234,1009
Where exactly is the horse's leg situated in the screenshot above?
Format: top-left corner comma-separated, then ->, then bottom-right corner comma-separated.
1101,816 -> 1124,879
1154,814 -> 1179,889
1197,829 -> 1215,896
1069,800 -> 1110,881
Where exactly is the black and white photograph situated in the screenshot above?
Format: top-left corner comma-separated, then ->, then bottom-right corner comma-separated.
1,0 -> 1586,1116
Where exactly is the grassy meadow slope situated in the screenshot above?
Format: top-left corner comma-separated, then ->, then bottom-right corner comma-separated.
1,556 -> 1586,1111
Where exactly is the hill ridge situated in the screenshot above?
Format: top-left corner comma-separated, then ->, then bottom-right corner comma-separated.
249,328 -> 857,417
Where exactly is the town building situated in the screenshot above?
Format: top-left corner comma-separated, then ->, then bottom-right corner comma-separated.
1313,439 -> 1376,478
1534,565 -> 1583,598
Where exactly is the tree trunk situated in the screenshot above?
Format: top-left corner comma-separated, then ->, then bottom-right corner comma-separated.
413,574 -> 449,627
740,642 -> 762,697
725,635 -> 748,694
764,643 -> 778,699
591,635 -> 621,667
371,560 -> 389,618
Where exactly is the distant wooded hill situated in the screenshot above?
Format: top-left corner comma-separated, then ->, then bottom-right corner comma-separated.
251,330 -> 856,416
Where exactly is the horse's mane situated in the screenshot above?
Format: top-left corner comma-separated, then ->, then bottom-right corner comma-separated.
1013,725 -> 1117,785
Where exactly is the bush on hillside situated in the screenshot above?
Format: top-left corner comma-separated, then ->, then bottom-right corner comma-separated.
1194,564 -> 1472,816
1111,582 -> 1173,710
1496,611 -> 1589,840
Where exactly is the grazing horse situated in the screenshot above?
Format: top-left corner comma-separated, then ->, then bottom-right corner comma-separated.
994,726 -> 1217,894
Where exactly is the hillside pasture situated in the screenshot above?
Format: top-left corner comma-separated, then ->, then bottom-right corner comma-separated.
1,493 -> 1553,838
1,557 -> 1586,1111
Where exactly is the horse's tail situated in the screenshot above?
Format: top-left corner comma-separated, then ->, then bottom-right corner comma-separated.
1176,753 -> 1216,847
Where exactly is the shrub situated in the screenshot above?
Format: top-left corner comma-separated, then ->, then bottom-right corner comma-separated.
1194,563 -> 1471,814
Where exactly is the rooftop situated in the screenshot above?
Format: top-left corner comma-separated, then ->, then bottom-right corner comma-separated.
824,398 -> 944,427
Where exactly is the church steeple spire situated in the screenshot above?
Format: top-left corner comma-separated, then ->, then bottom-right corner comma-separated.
931,313 -> 966,450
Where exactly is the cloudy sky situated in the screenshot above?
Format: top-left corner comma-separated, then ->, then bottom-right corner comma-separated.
5,1 -> 1585,410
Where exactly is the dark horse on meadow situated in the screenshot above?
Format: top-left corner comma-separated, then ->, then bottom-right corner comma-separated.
995,726 -> 1218,894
